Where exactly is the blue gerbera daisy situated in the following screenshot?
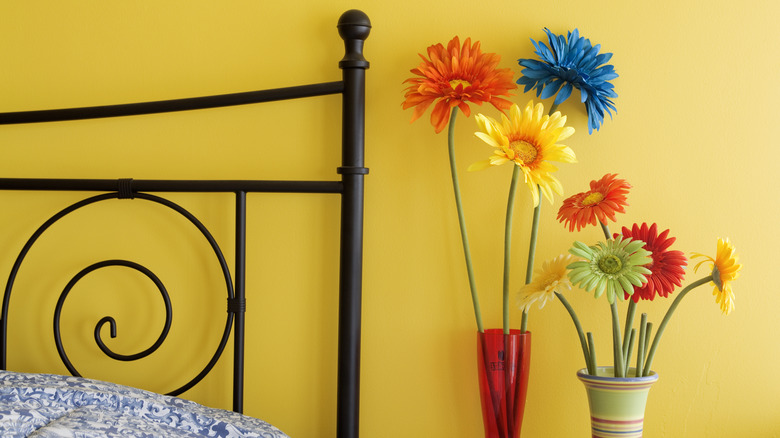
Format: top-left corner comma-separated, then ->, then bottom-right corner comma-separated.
518,28 -> 618,134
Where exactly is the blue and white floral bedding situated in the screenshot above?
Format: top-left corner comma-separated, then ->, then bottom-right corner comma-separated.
0,370 -> 289,437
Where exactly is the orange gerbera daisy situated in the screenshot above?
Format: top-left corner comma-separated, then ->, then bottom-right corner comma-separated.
402,36 -> 516,133
557,173 -> 630,232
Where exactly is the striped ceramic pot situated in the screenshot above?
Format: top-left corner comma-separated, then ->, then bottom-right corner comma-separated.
577,367 -> 658,438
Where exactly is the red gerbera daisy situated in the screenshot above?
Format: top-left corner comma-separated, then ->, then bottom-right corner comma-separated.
402,36 -> 516,133
557,173 -> 630,232
618,223 -> 687,302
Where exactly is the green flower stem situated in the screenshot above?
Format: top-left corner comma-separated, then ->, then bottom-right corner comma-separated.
520,312 -> 529,333
600,221 -> 612,241
503,166 -> 522,334
519,104 -> 559,334
447,107 -> 484,333
587,332 -> 597,375
642,275 -> 713,376
555,292 -> 594,374
610,301 -> 625,377
622,299 -> 637,361
600,221 -> 626,376
624,328 -> 636,369
520,186 -> 543,334
642,322 -> 653,371
636,313 -> 648,377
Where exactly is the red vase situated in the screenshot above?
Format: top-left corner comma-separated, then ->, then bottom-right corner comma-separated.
477,329 -> 531,438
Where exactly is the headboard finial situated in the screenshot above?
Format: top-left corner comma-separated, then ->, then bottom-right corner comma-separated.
337,9 -> 371,69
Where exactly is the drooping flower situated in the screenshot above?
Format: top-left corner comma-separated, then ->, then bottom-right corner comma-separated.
402,36 -> 516,133
692,238 -> 742,315
517,28 -> 618,134
517,253 -> 577,312
557,173 -> 630,232
617,223 -> 687,302
469,100 -> 576,206
567,236 -> 652,304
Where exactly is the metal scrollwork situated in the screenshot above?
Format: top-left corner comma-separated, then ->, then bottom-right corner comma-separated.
2,192 -> 235,396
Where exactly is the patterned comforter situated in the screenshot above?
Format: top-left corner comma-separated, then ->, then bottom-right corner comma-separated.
0,370 -> 289,437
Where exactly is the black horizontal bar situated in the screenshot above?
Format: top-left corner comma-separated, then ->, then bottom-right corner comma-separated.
0,81 -> 344,125
0,178 -> 343,194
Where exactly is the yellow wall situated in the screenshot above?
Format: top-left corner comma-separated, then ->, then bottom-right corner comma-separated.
1,1 -> 778,437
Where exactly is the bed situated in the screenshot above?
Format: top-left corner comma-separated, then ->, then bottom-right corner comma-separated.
0,8 -> 369,438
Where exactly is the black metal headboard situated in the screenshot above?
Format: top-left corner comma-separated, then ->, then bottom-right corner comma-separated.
0,9 -> 369,438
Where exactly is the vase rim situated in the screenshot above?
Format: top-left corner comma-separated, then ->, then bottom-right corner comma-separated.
480,328 -> 531,336
577,366 -> 658,383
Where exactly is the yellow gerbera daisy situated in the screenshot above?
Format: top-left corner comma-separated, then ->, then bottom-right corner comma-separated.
692,237 -> 742,315
517,253 -> 577,312
469,100 -> 576,206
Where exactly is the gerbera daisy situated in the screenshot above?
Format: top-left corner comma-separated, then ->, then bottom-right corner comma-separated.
517,28 -> 618,134
692,238 -> 742,315
617,223 -> 687,302
402,36 -> 516,133
567,236 -> 652,304
468,100 -> 576,206
557,173 -> 630,232
517,253 -> 577,312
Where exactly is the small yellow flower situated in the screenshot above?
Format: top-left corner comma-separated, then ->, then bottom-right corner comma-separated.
469,101 -> 576,207
517,253 -> 577,312
692,237 -> 742,315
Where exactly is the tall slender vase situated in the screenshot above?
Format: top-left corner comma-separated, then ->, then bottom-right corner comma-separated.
577,367 -> 658,438
477,329 -> 531,438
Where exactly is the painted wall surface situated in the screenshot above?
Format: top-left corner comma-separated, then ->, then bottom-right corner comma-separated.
1,1 -> 778,437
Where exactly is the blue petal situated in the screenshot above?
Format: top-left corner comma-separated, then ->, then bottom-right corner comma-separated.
554,83 -> 573,106
597,51 -> 614,64
540,79 -> 564,99
521,68 -> 554,79
552,34 -> 567,62
579,87 -> 588,103
518,59 -> 547,70
531,39 -> 555,63
592,70 -> 619,82
579,46 -> 603,71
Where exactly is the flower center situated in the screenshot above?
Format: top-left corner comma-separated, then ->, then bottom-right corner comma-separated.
598,254 -> 623,275
509,140 -> 538,164
581,191 -> 604,206
449,79 -> 471,90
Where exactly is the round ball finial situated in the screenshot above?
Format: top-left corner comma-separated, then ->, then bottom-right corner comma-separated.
337,9 -> 371,41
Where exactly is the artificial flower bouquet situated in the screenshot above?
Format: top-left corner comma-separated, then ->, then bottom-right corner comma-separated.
402,29 -> 741,376
518,174 -> 742,377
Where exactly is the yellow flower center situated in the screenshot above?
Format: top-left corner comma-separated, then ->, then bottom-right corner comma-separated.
449,79 -> 471,89
509,140 -> 538,165
581,191 -> 605,206
598,254 -> 623,275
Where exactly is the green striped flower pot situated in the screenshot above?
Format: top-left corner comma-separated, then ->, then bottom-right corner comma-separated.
577,367 -> 658,438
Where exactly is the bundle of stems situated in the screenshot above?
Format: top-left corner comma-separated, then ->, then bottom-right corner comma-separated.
556,222 -> 716,377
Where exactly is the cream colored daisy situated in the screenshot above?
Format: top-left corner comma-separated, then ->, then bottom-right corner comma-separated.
517,253 -> 577,312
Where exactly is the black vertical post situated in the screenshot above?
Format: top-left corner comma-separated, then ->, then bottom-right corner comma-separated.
336,9 -> 370,438
233,191 -> 247,413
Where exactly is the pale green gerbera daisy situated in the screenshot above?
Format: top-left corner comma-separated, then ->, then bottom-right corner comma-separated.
567,236 -> 652,303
